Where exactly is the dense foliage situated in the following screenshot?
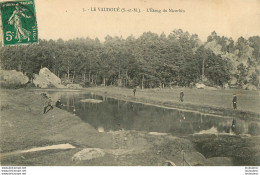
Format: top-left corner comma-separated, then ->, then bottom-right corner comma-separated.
0,29 -> 259,88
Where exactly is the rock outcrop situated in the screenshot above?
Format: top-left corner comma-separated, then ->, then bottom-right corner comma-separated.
72,148 -> 105,161
195,83 -> 205,89
0,69 -> 29,85
243,83 -> 257,91
66,84 -> 82,89
33,68 -> 65,88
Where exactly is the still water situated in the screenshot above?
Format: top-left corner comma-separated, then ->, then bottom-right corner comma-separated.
47,91 -> 258,136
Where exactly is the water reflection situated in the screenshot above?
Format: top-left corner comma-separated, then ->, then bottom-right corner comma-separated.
47,92 -> 258,136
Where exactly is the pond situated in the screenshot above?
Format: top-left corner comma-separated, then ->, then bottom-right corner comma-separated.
47,91 -> 259,136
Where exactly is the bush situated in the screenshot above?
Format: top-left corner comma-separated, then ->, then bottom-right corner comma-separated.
25,82 -> 36,88
0,82 -> 26,89
81,81 -> 91,87
47,84 -> 56,88
1,104 -> 10,111
232,122 -> 245,135
248,123 -> 260,136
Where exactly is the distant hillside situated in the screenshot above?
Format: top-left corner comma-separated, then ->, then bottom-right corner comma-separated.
204,31 -> 259,90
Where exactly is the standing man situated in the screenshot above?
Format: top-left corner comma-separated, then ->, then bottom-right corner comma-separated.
179,91 -> 184,102
133,87 -> 136,96
44,97 -> 54,114
231,118 -> 236,132
232,94 -> 237,110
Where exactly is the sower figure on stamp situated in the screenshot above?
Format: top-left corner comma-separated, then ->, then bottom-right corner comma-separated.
44,97 -> 54,114
232,94 -> 237,110
179,91 -> 184,102
8,4 -> 31,42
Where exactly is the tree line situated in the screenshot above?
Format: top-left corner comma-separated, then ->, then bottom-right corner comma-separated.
0,29 -> 259,89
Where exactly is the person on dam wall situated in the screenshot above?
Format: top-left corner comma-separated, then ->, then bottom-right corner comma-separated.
133,87 -> 136,96
179,91 -> 184,102
231,118 -> 236,132
232,94 -> 237,110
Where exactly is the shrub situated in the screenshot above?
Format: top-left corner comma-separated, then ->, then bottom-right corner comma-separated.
0,82 -> 26,89
248,123 -> 260,136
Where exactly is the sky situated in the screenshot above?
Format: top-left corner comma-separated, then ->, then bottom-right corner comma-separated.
1,0 -> 260,42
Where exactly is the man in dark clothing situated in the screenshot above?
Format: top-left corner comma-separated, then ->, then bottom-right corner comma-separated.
133,88 -> 136,96
44,97 -> 54,114
232,94 -> 237,110
231,119 -> 236,132
55,99 -> 63,109
179,91 -> 184,102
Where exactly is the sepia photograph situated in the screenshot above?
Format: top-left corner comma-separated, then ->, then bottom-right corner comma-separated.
0,0 -> 259,173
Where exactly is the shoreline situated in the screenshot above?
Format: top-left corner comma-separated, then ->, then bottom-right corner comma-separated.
84,87 -> 260,121
27,87 -> 260,121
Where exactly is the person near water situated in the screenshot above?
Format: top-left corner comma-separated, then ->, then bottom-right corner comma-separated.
231,118 -> 236,132
44,97 -> 53,114
179,91 -> 184,102
55,99 -> 63,109
232,94 -> 237,110
133,87 -> 136,96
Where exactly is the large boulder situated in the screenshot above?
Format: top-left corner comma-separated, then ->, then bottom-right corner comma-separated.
242,83 -> 257,91
230,77 -> 237,86
223,83 -> 229,89
66,83 -> 82,89
183,152 -> 212,166
33,68 -> 65,88
163,160 -> 176,166
72,148 -> 105,161
0,69 -> 29,85
195,83 -> 205,89
246,84 -> 257,91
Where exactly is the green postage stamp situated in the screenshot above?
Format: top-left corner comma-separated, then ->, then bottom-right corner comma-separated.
0,0 -> 38,46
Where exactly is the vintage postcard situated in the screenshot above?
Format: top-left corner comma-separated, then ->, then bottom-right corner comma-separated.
0,0 -> 259,174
